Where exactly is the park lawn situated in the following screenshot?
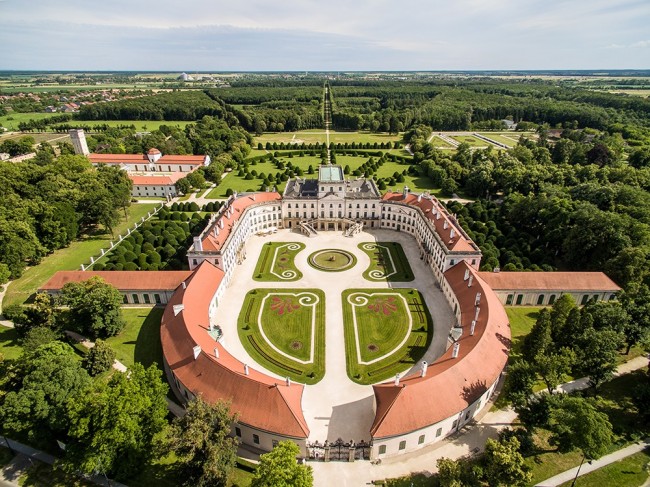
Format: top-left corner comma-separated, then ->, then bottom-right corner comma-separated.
380,473 -> 433,487
505,306 -> 542,358
358,242 -> 414,282
0,325 -> 23,360
476,132 -> 520,147
0,131 -> 71,145
105,307 -> 165,370
558,448 -> 650,487
253,242 -> 305,282
18,460 -> 95,487
428,135 -> 456,148
238,289 -> 325,384
450,135 -> 489,147
3,203 -> 158,308
526,370 -> 649,485
342,289 -> 432,385
254,130 -> 402,146
126,451 -> 254,487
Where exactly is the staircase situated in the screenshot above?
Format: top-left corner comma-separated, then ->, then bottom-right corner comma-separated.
345,221 -> 363,237
299,220 -> 318,237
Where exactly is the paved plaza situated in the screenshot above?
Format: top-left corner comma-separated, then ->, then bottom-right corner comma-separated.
215,227 -> 456,444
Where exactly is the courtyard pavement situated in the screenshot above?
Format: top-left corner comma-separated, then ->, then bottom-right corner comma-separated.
215,228 -> 456,444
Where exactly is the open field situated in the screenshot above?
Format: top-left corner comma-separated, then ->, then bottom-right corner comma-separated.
358,242 -> 414,282
0,324 -> 22,360
253,242 -> 305,282
238,288 -> 326,384
106,307 -> 165,370
606,89 -> 650,98
342,288 -> 432,385
559,449 -> 650,487
0,112 -> 62,130
0,131 -> 70,145
2,203 -> 158,308
254,130 -> 402,145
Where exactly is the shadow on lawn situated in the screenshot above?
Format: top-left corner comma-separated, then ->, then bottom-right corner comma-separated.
134,308 -> 165,370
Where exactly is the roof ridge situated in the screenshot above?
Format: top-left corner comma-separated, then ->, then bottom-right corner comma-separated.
370,384 -> 405,436
275,384 -> 310,436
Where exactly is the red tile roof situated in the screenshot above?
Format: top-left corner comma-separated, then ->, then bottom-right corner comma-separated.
477,271 -> 621,292
382,192 -> 476,253
88,153 -> 206,165
370,261 -> 510,438
200,193 -> 282,252
41,271 -> 193,291
130,173 -> 186,186
161,262 -> 309,438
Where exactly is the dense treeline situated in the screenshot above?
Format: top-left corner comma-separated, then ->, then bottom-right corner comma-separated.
0,153 -> 131,282
406,127 -> 650,291
78,91 -> 232,121
329,82 -> 650,136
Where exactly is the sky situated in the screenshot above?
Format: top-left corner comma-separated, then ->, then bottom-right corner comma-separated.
0,0 -> 648,71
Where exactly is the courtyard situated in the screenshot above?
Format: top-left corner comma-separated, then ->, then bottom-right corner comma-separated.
213,227 -> 456,444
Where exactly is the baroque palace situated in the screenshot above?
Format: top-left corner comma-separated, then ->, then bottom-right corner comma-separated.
43,165 -> 620,460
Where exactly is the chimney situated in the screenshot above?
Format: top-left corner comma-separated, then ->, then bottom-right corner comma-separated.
450,228 -> 456,239
214,347 -> 219,359
436,211 -> 441,220
173,304 -> 184,316
394,373 -> 400,386
252,193 -> 256,201
193,345 -> 201,360
286,377 -> 291,387
467,275 -> 473,287
443,220 -> 448,230
452,342 -> 460,358
219,219 -> 224,229
420,361 -> 428,377
214,226 -> 219,236
244,364 -> 249,376
193,236 -> 203,252
475,292 -> 482,305
463,269 -> 469,281
402,186 -> 409,199
470,320 -> 477,336
417,194 -> 422,202
181,281 -> 187,289
474,306 -> 480,321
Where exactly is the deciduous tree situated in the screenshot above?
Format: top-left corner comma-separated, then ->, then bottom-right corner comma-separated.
251,441 -> 312,487
169,396 -> 239,487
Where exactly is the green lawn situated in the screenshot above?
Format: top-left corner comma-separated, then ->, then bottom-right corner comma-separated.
105,307 -> 165,370
307,249 -> 358,272
358,242 -> 414,282
0,325 -> 23,360
238,289 -> 325,384
506,306 -> 542,358
342,288 -> 432,385
558,449 -> 650,487
450,135 -> 489,147
3,204 -> 158,308
254,130 -> 402,145
477,132 -> 521,147
526,370 -> 650,485
0,112 -> 63,131
253,242 -> 305,282
19,460 -> 95,487
428,135 -> 456,148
